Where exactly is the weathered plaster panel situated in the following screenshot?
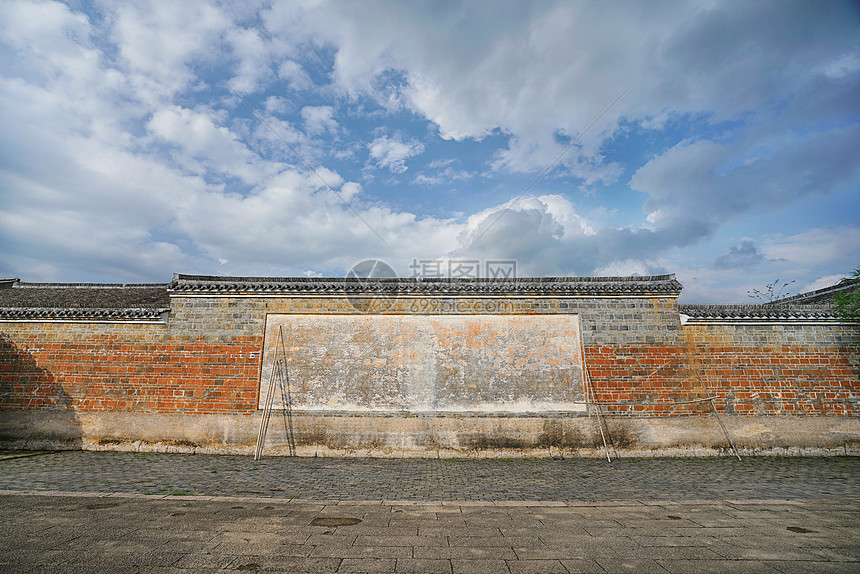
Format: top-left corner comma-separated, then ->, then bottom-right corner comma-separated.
259,314 -> 585,413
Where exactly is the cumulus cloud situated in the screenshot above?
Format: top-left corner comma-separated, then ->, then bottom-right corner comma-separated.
0,0 -> 857,304
367,134 -> 425,173
147,105 -> 267,182
110,1 -> 231,102
278,60 -> 312,91
267,1 -> 860,178
301,105 -> 338,136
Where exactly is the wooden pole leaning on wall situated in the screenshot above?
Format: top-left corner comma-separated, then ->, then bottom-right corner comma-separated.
581,352 -> 743,462
579,333 -> 612,462
693,366 -> 742,461
255,325 -> 291,460
254,359 -> 277,460
587,368 -> 613,462
275,326 -> 296,457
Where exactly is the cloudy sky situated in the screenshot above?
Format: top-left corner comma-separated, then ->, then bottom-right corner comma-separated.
1,0 -> 858,302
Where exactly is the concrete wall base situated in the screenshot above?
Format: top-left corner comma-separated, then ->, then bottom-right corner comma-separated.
2,411 -> 859,458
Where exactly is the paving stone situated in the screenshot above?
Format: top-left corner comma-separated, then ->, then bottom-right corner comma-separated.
395,558 -> 453,573
714,546 -> 829,561
414,546 -> 518,560
0,454 -> 858,573
762,560 -> 860,573
2,453 -> 858,501
420,526 -> 500,537
506,558 -> 569,573
558,558 -> 607,573
338,557 -> 397,572
593,557 -> 669,572
450,558 -> 509,573
172,553 -> 237,569
231,555 -> 342,572
355,535 -> 446,547
449,536 -> 540,547
656,559 -> 782,573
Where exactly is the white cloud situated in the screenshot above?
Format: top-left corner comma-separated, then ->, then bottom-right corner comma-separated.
277,2 -> 853,173
763,227 -> 860,268
147,105 -> 272,183
800,274 -> 850,294
226,25 -> 271,92
263,96 -> 290,115
367,134 -> 424,173
276,1 -> 860,200
301,105 -> 338,136
339,181 -> 361,202
413,160 -> 474,186
0,0 -> 91,62
111,1 -> 230,101
630,126 -> 860,244
448,194 -> 610,276
278,60 -> 312,91
0,0 -> 856,304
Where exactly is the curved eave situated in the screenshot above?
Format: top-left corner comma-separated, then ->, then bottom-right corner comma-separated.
168,274 -> 683,297
679,304 -> 846,323
0,307 -> 170,322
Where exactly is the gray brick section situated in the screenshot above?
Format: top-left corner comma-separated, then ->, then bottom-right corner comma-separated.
690,323 -> 859,346
167,294 -> 682,345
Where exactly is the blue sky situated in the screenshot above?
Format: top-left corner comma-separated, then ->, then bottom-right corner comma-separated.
1,0 -> 858,302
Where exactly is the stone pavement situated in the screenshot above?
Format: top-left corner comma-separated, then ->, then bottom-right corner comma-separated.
1,452 -> 858,573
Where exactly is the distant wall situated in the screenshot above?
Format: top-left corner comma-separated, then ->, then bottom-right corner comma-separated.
1,275 -> 858,456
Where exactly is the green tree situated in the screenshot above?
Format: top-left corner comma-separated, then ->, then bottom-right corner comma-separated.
833,267 -> 860,321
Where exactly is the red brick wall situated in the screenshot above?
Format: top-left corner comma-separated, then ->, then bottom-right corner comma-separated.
2,316 -> 858,418
584,345 -> 702,415
584,324 -> 859,416
1,324 -> 262,414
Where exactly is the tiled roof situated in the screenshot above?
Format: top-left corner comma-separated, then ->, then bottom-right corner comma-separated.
680,304 -> 840,321
168,273 -> 684,296
0,307 -> 168,321
0,280 -> 169,321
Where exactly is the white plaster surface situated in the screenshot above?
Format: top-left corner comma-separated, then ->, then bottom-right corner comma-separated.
259,314 -> 585,413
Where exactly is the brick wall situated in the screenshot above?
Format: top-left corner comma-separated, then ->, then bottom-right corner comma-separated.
680,323 -> 858,416
2,291 -> 858,419
0,323 -> 261,414
584,323 -> 859,416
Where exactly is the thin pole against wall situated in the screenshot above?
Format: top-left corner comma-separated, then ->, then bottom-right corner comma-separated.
581,352 -> 743,461
276,327 -> 296,457
254,325 -> 291,460
254,359 -> 277,460
578,326 -> 611,462
586,366 -> 612,462
693,366 -> 742,461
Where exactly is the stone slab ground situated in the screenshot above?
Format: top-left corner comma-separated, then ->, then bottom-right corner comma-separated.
0,453 -> 858,573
